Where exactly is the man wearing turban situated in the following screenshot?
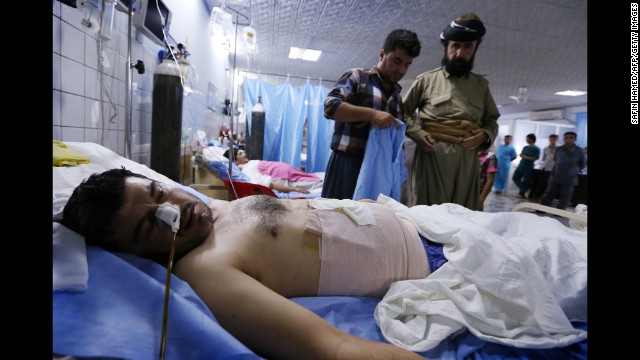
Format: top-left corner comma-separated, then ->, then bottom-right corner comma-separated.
401,13 -> 500,210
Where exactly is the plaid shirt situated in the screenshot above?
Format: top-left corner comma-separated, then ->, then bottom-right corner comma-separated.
324,67 -> 403,156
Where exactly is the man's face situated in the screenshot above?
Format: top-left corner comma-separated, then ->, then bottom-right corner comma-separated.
563,134 -> 576,147
526,137 -> 534,145
504,136 -> 512,145
443,40 -> 477,76
108,177 -> 214,261
549,137 -> 558,146
377,47 -> 414,84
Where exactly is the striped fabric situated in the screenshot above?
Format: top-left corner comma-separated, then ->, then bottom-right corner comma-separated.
324,67 -> 403,156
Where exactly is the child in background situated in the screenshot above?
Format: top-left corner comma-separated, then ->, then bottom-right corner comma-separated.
478,150 -> 498,211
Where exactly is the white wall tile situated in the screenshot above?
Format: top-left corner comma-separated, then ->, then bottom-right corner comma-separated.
60,57 -> 84,95
102,47 -> 118,77
53,126 -> 62,140
53,53 -> 61,90
61,21 -> 85,64
53,16 -> 61,54
116,79 -> 127,106
117,105 -> 126,131
106,26 -> 120,52
84,66 -> 100,100
53,0 -> 61,16
115,54 -> 127,81
118,24 -> 130,56
131,108 -> 141,132
61,127 -> 85,142
141,90 -> 152,113
53,90 -> 61,126
117,130 -> 125,155
61,92 -> 85,127
133,86 -> 144,110
85,98 -> 102,128
60,3 -> 85,30
103,130 -> 119,152
138,152 -> 150,167
84,34 -> 98,70
103,101 -> 120,131
85,127 -> 100,144
142,111 -> 152,133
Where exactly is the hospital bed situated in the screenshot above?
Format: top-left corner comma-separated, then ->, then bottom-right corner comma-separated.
192,144 -> 323,200
53,142 -> 587,359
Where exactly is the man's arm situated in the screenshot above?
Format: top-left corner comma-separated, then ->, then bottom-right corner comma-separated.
402,76 -> 435,152
332,102 -> 399,129
190,266 -> 423,360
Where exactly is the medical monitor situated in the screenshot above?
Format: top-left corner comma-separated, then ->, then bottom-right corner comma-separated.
133,0 -> 172,46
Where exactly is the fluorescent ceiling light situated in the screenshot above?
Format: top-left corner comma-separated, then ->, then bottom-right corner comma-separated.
289,47 -> 322,61
555,90 -> 587,96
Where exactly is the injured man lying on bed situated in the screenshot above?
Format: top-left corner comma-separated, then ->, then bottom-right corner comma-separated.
223,148 -> 323,194
61,168 -> 587,360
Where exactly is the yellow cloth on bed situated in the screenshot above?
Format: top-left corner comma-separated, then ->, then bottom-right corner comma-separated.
53,140 -> 91,167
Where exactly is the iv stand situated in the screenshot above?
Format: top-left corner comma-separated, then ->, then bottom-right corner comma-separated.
224,6 -> 250,193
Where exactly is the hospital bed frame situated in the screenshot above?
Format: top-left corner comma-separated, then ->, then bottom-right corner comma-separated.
512,202 -> 587,230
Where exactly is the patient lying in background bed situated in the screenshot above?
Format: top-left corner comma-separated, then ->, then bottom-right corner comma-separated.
223,148 -> 324,194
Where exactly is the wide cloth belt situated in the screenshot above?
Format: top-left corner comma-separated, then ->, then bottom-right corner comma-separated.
422,120 -> 482,144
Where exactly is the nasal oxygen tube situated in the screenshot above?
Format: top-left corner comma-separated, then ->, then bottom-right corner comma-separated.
156,203 -> 180,360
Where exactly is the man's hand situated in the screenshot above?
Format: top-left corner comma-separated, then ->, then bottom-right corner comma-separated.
370,109 -> 400,129
417,134 -> 436,153
461,129 -> 487,149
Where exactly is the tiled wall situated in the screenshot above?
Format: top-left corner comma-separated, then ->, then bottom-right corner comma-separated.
53,0 -> 228,166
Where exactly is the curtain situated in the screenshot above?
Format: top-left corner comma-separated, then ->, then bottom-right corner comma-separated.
305,83 -> 333,173
575,112 -> 587,148
243,78 -> 333,172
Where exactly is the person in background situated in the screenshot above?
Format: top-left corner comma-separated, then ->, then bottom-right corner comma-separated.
531,134 -> 558,201
401,13 -> 499,210
493,135 -> 517,194
223,148 -> 317,194
540,132 -> 585,210
321,29 -> 422,200
477,149 -> 498,211
512,133 -> 540,199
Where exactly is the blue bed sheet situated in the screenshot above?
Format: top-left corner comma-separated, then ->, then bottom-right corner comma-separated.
53,247 -> 587,359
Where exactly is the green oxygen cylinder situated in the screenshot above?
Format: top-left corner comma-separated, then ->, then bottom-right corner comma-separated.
150,58 -> 183,182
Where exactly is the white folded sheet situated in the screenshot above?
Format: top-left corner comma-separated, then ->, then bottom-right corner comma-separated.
374,195 -> 587,351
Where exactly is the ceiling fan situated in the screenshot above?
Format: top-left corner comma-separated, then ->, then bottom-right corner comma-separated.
509,86 -> 528,104
498,86 -> 528,107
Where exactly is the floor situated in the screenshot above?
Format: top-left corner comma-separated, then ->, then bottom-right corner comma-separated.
483,190 -> 574,227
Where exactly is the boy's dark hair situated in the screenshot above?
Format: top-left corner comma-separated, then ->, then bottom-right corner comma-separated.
222,148 -> 239,159
549,134 -> 559,139
564,131 -> 577,138
61,167 -> 149,251
526,133 -> 537,143
383,29 -> 421,58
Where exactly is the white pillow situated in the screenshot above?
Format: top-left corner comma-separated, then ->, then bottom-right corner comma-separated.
52,142 -> 212,292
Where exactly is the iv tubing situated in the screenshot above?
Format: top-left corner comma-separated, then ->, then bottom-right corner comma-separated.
158,233 -> 177,359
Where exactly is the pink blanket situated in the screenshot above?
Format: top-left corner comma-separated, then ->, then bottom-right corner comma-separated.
257,161 -> 322,182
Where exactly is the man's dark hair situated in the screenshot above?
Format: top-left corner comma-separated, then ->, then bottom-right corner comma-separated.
61,167 -> 149,251
526,133 -> 537,143
504,135 -> 512,139
383,29 -> 421,58
564,131 -> 577,138
549,134 -> 559,139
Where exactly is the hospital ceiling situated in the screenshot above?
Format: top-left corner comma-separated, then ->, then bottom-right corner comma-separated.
204,0 -> 587,115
